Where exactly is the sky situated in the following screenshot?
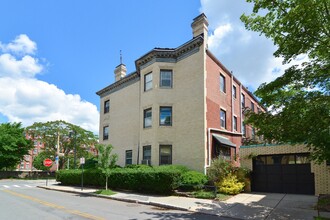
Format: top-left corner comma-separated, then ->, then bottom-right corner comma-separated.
0,0 -> 288,134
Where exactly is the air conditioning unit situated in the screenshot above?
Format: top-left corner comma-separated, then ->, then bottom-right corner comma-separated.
141,159 -> 151,165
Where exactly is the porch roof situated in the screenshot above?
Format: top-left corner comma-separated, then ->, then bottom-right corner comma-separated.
212,134 -> 236,148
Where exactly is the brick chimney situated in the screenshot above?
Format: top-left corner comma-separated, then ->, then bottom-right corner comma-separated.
191,13 -> 209,48
114,64 -> 127,82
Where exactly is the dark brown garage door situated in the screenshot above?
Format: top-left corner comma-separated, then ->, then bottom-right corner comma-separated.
252,153 -> 315,195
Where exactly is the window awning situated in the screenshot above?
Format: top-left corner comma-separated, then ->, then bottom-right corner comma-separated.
212,134 -> 236,148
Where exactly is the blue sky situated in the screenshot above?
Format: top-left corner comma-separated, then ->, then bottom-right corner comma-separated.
0,0 -> 293,133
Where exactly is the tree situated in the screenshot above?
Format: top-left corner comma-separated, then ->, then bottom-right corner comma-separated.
240,0 -> 330,162
32,151 -> 53,171
0,122 -> 33,170
96,144 -> 118,190
26,120 -> 98,169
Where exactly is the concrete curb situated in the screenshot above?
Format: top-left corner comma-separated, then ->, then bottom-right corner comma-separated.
37,186 -> 193,212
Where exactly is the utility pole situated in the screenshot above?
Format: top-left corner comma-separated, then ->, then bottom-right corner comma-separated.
56,132 -> 60,171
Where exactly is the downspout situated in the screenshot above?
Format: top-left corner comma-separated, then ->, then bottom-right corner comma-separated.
205,127 -> 212,175
231,72 -> 234,132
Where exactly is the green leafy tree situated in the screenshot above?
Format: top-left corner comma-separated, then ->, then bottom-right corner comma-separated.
0,122 -> 33,170
96,144 -> 118,190
32,151 -> 53,171
241,0 -> 330,162
26,120 -> 98,169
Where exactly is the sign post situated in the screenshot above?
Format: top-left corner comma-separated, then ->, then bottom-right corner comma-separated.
80,157 -> 85,191
43,158 -> 53,186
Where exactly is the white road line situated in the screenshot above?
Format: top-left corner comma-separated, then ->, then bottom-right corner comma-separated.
3,185 -> 10,188
13,185 -> 21,188
24,185 -> 33,188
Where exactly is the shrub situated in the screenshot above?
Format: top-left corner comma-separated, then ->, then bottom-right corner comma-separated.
207,157 -> 234,184
217,174 -> 244,195
108,168 -> 181,194
56,169 -> 105,186
157,165 -> 190,173
179,171 -> 208,191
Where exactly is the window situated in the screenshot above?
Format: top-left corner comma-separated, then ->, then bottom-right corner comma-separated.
160,107 -> 172,126
33,148 -> 38,155
233,116 -> 237,131
143,145 -> 151,161
242,122 -> 246,136
232,85 -> 237,98
241,93 -> 245,108
159,145 -> 172,165
252,127 -> 255,139
104,100 -> 110,113
220,109 -> 226,128
160,70 -> 172,88
125,150 -> 132,165
144,72 -> 152,91
103,126 -> 109,140
143,108 -> 152,128
220,74 -> 226,93
251,102 -> 255,112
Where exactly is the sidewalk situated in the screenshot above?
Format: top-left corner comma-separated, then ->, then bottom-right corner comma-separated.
37,181 -> 327,220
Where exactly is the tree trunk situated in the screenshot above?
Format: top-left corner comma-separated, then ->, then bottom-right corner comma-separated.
106,176 -> 108,190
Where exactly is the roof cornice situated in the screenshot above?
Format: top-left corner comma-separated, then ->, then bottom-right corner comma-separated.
96,72 -> 139,96
135,35 -> 204,73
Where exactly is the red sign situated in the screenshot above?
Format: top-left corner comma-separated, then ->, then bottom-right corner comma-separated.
43,158 -> 53,167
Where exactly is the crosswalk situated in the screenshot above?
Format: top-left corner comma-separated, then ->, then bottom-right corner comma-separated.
0,184 -> 36,190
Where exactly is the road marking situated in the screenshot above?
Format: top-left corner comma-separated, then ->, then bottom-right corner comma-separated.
13,185 -> 21,188
3,185 -> 9,188
3,190 -> 105,220
24,185 -> 33,188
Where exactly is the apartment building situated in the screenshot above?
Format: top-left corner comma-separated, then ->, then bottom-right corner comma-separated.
96,14 -> 263,172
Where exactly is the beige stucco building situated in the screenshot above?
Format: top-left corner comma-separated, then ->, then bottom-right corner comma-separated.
96,14 -> 263,173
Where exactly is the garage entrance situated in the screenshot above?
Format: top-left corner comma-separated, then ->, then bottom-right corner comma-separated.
252,153 -> 315,195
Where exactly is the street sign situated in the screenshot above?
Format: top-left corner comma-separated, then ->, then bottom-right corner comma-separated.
80,157 -> 85,165
43,158 -> 53,167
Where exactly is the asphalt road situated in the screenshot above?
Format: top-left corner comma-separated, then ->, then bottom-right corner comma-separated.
0,179 -> 227,220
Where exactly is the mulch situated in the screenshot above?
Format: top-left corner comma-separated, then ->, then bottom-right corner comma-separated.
318,194 -> 330,212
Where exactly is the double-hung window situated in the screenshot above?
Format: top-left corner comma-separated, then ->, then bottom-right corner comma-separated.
144,108 -> 152,128
220,109 -> 226,129
242,122 -> 246,137
143,145 -> 151,161
103,126 -> 109,140
125,150 -> 132,165
160,106 -> 172,126
220,74 -> 226,93
160,70 -> 172,88
232,85 -> 237,98
233,116 -> 237,131
241,93 -> 245,108
251,102 -> 255,112
159,145 -> 172,165
104,100 -> 110,113
144,72 -> 152,91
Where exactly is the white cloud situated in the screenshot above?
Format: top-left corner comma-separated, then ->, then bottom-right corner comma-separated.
0,53 -> 43,78
200,0 -> 285,91
0,35 -> 99,133
0,34 -> 36,55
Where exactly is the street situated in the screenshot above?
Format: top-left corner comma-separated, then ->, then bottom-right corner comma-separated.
0,179 -> 226,220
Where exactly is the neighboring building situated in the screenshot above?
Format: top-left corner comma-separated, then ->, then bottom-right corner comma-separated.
240,144 -> 330,195
17,139 -> 44,171
96,14 -> 263,173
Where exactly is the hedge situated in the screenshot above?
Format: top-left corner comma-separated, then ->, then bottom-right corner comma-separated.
56,166 -> 182,194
